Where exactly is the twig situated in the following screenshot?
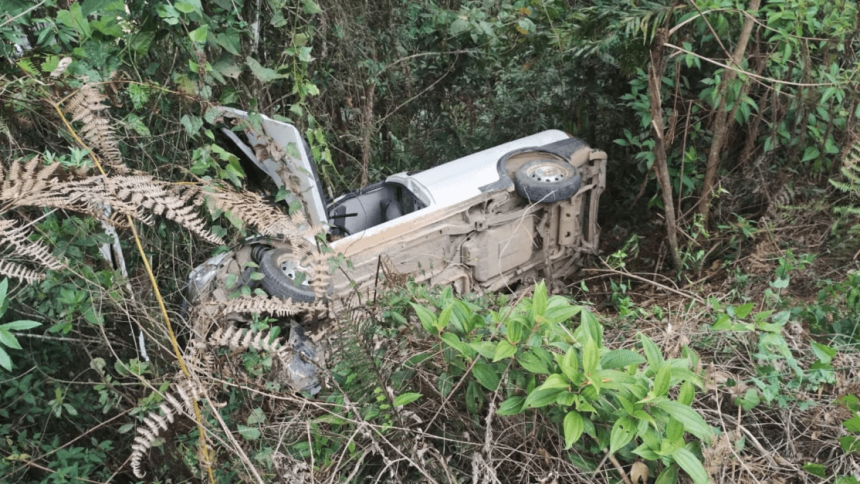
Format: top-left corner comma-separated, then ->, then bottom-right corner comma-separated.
607,451 -> 634,484
583,267 -> 706,304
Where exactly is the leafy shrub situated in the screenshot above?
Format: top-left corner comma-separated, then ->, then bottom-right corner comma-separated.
410,281 -> 712,483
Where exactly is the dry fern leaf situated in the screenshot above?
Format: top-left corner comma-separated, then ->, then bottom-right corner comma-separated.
64,85 -> 127,173
197,186 -> 303,237
0,260 -> 44,283
129,378 -> 210,478
0,219 -> 65,271
209,295 -> 321,317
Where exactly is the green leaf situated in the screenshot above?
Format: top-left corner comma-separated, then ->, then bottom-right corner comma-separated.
0,347 -> 11,371
493,340 -> 517,362
180,115 -> 203,137
440,332 -> 467,355
564,411 -> 584,448
302,0 -> 323,14
246,56 -> 286,83
0,329 -> 21,350
532,280 -> 547,318
601,349 -> 646,370
496,396 -> 525,415
469,341 -> 496,359
639,333 -> 664,371
733,302 -> 754,319
0,278 -> 7,306
653,366 -> 670,397
811,341 -> 836,364
2,320 -> 40,331
802,462 -> 826,478
671,447 -> 708,484
518,351 -> 549,374
238,425 -> 261,440
63,404 -> 78,416
544,304 -> 581,324
560,348 -> 580,382
472,362 -> 500,391
802,146 -> 821,162
188,25 -> 208,44
246,408 -> 265,425
523,387 -> 562,409
394,392 -> 422,407
450,18 -> 470,36
436,303 -> 453,332
655,401 -> 711,441
410,303 -> 437,333
538,373 -> 570,391
609,416 -> 636,454
677,381 -> 695,406
654,464 -> 679,484
583,339 -> 598,375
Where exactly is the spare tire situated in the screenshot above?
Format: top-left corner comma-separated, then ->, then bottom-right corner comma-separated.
257,248 -> 316,303
514,158 -> 582,203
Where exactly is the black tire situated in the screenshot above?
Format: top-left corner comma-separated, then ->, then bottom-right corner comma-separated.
513,159 -> 582,203
257,248 -> 316,303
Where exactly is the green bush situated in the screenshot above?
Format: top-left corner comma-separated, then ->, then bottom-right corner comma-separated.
410,281 -> 712,483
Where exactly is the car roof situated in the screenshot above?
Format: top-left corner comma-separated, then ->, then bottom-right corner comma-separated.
401,130 -> 570,207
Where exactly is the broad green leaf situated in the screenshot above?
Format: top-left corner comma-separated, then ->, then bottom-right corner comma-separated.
493,340 -> 517,362
497,396 -> 525,415
537,373 -> 570,391
436,303 -> 453,332
666,417 -> 684,442
544,304 -> 581,324
560,348 -> 580,382
677,381 -> 695,406
246,56 -> 286,82
802,462 -> 826,478
302,0 -> 323,14
671,447 -> 708,484
653,366 -> 670,397
601,349 -> 646,370
180,114 -> 203,137
188,25 -> 208,43
656,401 -> 711,441
518,351 -> 549,374
1,320 -> 40,331
469,341 -> 496,359
440,332 -> 468,356
583,339 -> 598,375
472,362 -> 500,391
733,302 -> 755,319
238,425 -> 261,440
811,341 -> 836,364
609,416 -> 636,454
410,303 -> 437,333
0,347 -> 11,371
639,333 -> 664,371
0,278 -> 7,306
532,281 -> 547,318
394,392 -> 422,407
654,465 -> 679,484
450,18 -> 470,36
523,387 -> 562,409
247,408 -> 265,425
564,411 -> 584,448
0,329 -> 21,350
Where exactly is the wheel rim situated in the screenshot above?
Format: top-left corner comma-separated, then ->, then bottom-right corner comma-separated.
277,254 -> 311,287
526,163 -> 569,183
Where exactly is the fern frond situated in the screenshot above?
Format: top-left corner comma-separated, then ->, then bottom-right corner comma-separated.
0,260 -> 44,283
130,378 -> 208,478
208,295 -> 321,317
198,187 -> 301,238
0,219 -> 65,271
64,85 -> 126,173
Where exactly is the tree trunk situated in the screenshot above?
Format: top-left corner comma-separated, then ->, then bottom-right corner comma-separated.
696,0 -> 762,225
649,28 -> 683,270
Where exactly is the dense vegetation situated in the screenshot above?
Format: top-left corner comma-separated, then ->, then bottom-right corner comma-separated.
1,0 -> 859,482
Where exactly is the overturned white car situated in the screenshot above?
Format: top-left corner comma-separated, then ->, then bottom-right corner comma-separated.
188,108 -> 606,311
